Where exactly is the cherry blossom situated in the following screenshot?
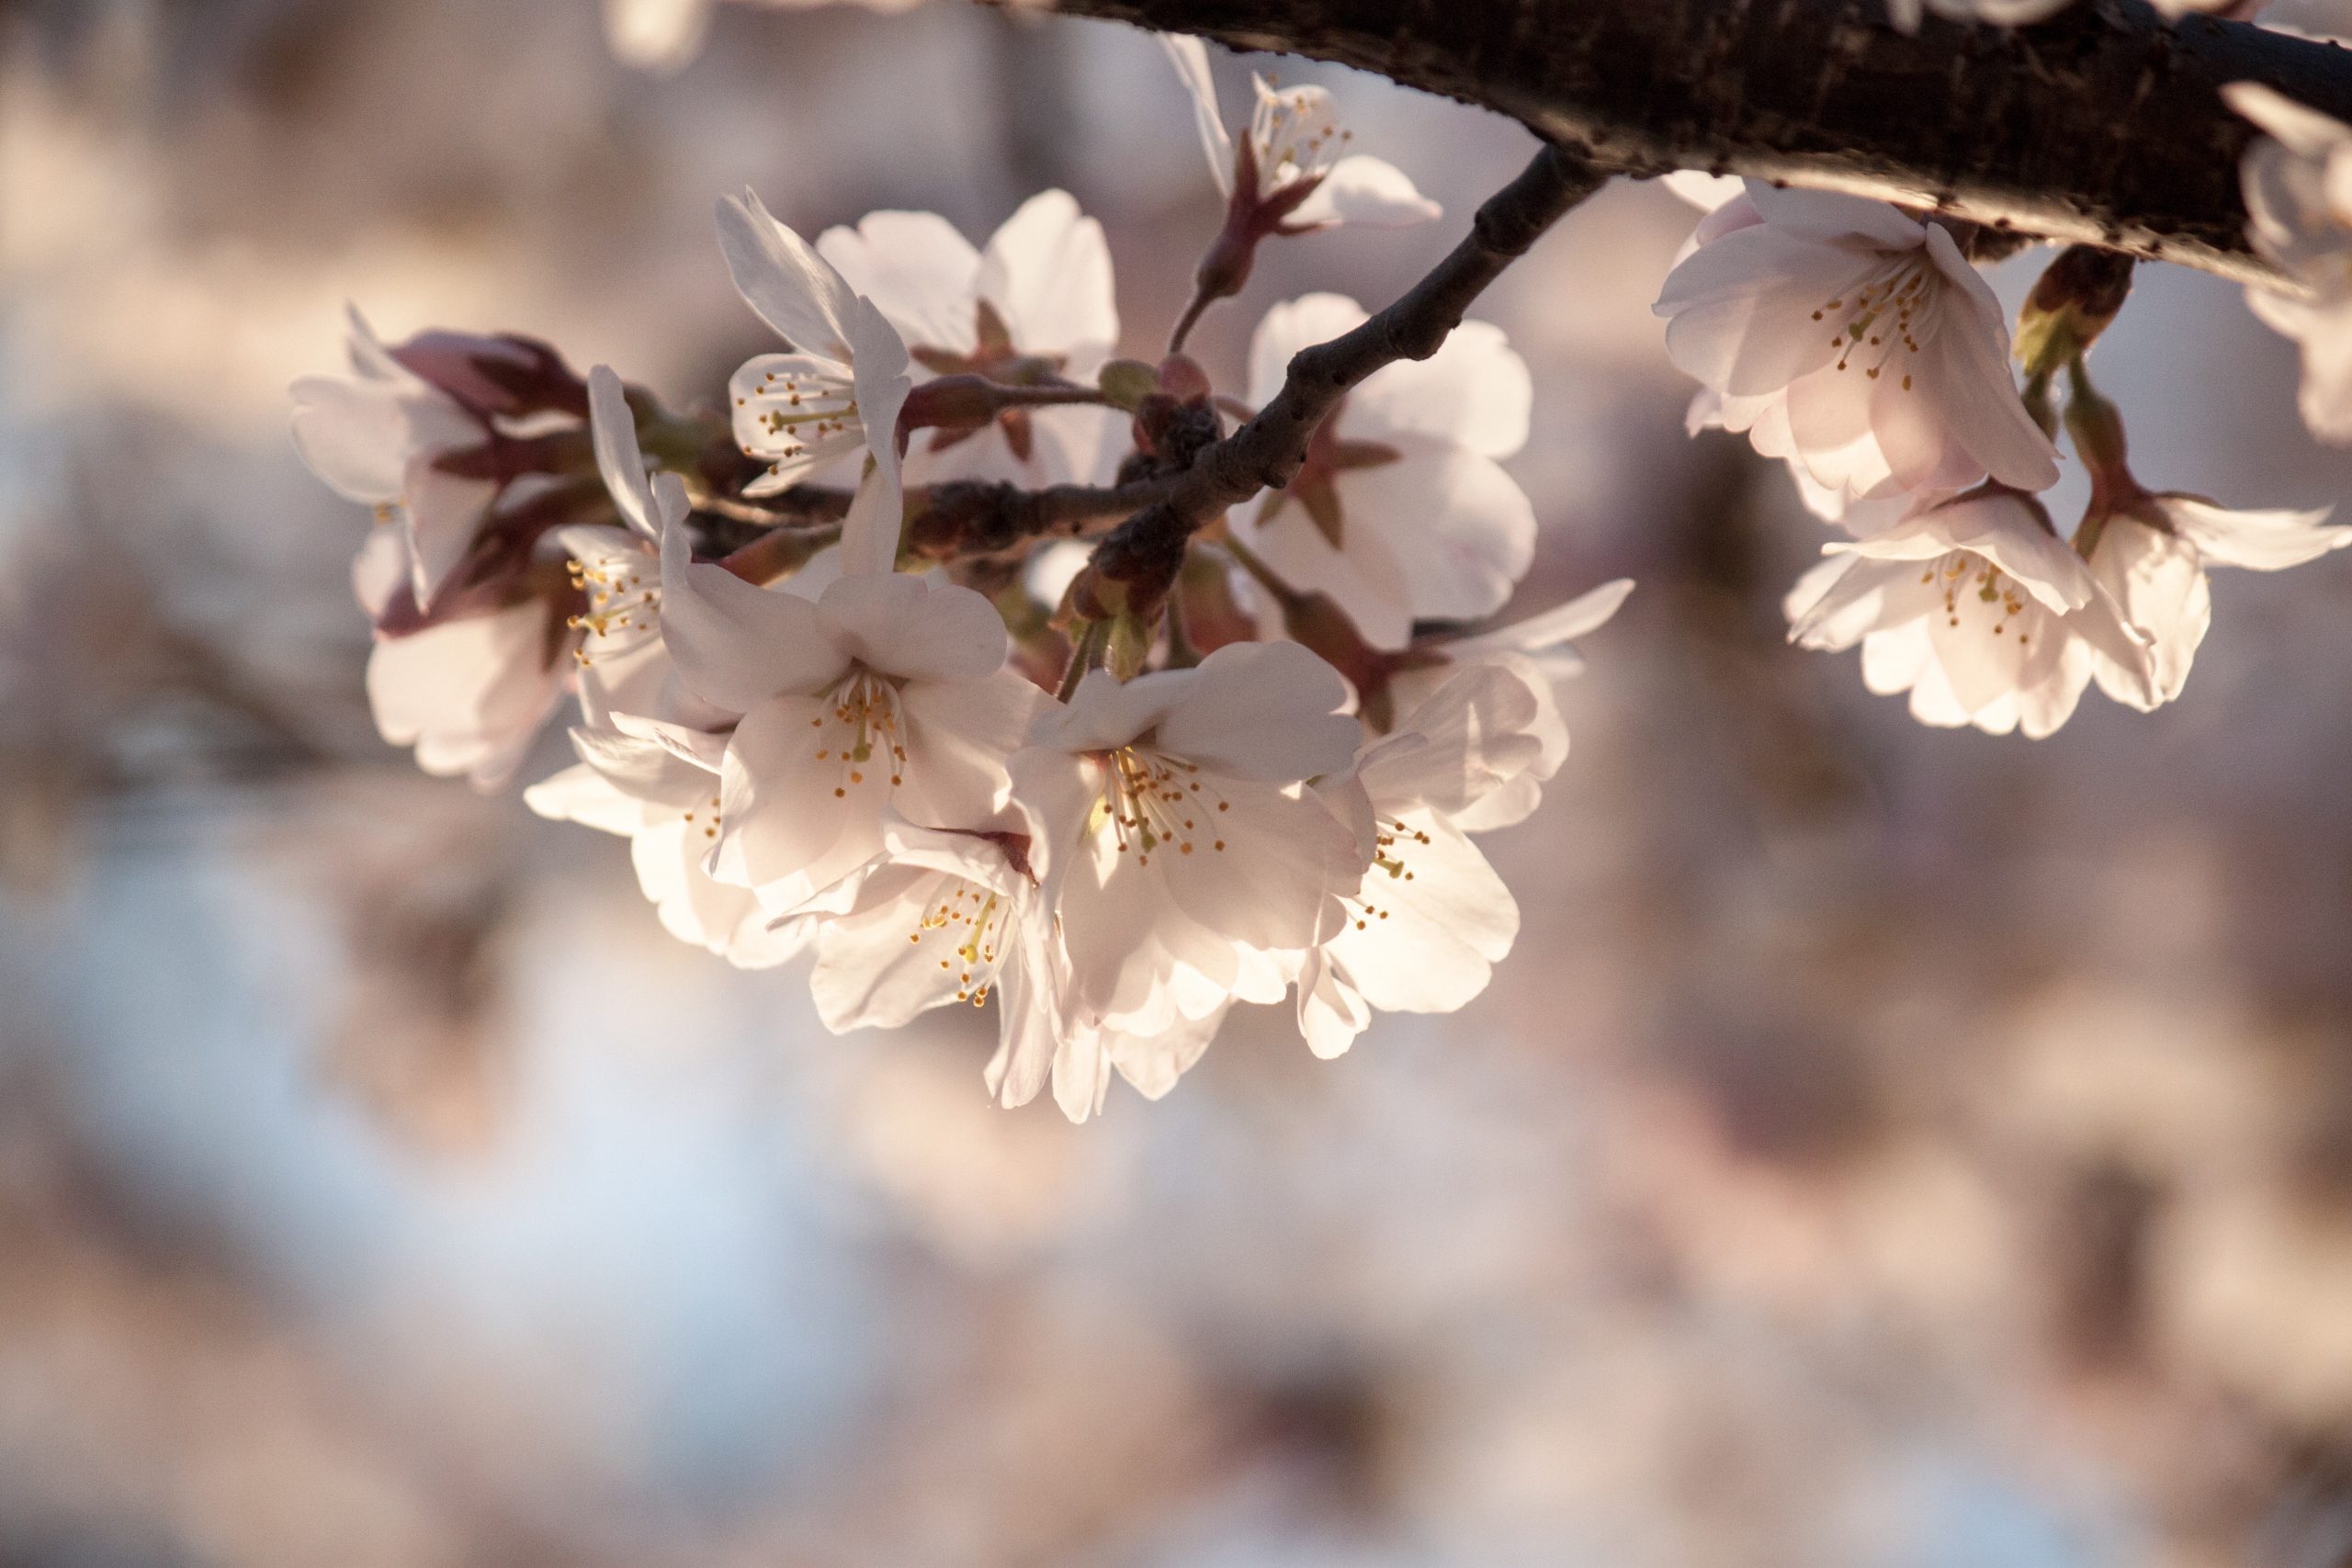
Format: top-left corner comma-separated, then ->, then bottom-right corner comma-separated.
526,718 -> 804,966
1231,293 -> 1536,649
1161,35 -> 1439,235
2224,83 -> 2352,443
1063,998 -> 1241,1123
1655,182 -> 2058,509
333,360 -> 641,790
719,190 -> 914,511
1297,662 -> 1555,1060
1387,576 -> 1631,830
659,469 -> 1041,911
290,309 -> 514,613
816,191 -> 1123,490
805,810 -> 1068,1106
2080,491 -> 2349,708
351,530 -> 573,789
518,366 -> 793,963
1006,640 -> 1365,1043
560,366 -> 741,730
1786,487 -> 2155,738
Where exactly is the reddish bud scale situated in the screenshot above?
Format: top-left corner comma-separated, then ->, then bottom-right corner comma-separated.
390,331 -> 590,422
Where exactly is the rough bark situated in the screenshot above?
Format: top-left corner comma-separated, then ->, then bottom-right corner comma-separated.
1047,0 -> 2352,287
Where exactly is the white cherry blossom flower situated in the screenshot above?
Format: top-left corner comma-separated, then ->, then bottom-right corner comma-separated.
1786,487 -> 2154,738
810,809 -> 1273,1123
2224,83 -> 2352,443
1686,386 -> 1923,533
1007,640 -> 1366,1039
1161,35 -> 1440,232
719,190 -> 914,511
806,810 -> 1068,1105
1389,576 -> 1632,830
1232,293 -> 1536,649
526,718 -> 803,966
521,367 -> 793,964
560,366 -> 740,730
351,530 -> 571,789
1297,662 -> 1551,1060
1064,1000 -> 1238,1123
1655,182 -> 2058,508
659,471 -> 1041,910
1412,575 -> 1634,683
2082,491 -> 2349,707
817,191 -> 1124,490
291,307 -> 503,612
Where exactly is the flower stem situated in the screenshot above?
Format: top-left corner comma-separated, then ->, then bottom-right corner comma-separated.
1056,618 -> 1110,701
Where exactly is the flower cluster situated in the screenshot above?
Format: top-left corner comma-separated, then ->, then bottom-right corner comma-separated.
1657,176 -> 2348,738
292,40 -> 1625,1120
293,10 -> 2352,1119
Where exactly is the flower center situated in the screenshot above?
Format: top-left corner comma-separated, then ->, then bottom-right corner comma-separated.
680,789 -> 723,842
1921,550 -> 2031,642
1813,255 -> 1935,388
1252,83 -> 1352,189
1346,813 -> 1430,931
1085,745 -> 1230,869
905,878 -> 1009,1006
739,367 -> 859,464
566,554 -> 660,666
807,667 -> 907,799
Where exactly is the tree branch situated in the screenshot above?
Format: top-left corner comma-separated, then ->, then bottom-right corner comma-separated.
1045,0 -> 2352,288
1082,141 -> 1606,604
904,475 -> 1181,558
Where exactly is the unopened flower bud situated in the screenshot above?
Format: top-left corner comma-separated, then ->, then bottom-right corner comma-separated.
1156,355 -> 1214,403
2016,245 -> 2135,379
1071,502 -> 1188,629
1096,358 -> 1160,411
899,373 -> 1006,440
389,330 -> 589,422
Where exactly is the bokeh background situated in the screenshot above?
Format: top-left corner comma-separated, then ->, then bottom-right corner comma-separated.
6,2 -> 2352,1563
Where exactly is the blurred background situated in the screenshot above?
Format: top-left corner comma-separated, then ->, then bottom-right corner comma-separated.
5,1 -> 2352,1563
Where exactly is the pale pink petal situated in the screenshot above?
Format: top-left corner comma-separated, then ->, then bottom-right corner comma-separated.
977,189 -> 1119,365
1331,444 -> 1536,625
1247,293 -> 1367,408
716,190 -> 860,357
1349,319 -> 1530,457
1160,32 -> 1234,196
814,573 -> 1009,682
1156,640 -> 1361,782
815,211 -> 980,354
659,508 -> 847,712
1286,155 -> 1442,229
2162,496 -> 2350,569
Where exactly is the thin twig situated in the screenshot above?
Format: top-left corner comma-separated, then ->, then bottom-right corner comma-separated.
688,485 -> 855,527
1080,141 -> 1604,604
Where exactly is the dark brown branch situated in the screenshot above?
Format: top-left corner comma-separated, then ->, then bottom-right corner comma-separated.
1191,141 -> 1600,511
1046,0 -> 2352,287
1080,141 -> 1605,607
904,475 -> 1180,558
